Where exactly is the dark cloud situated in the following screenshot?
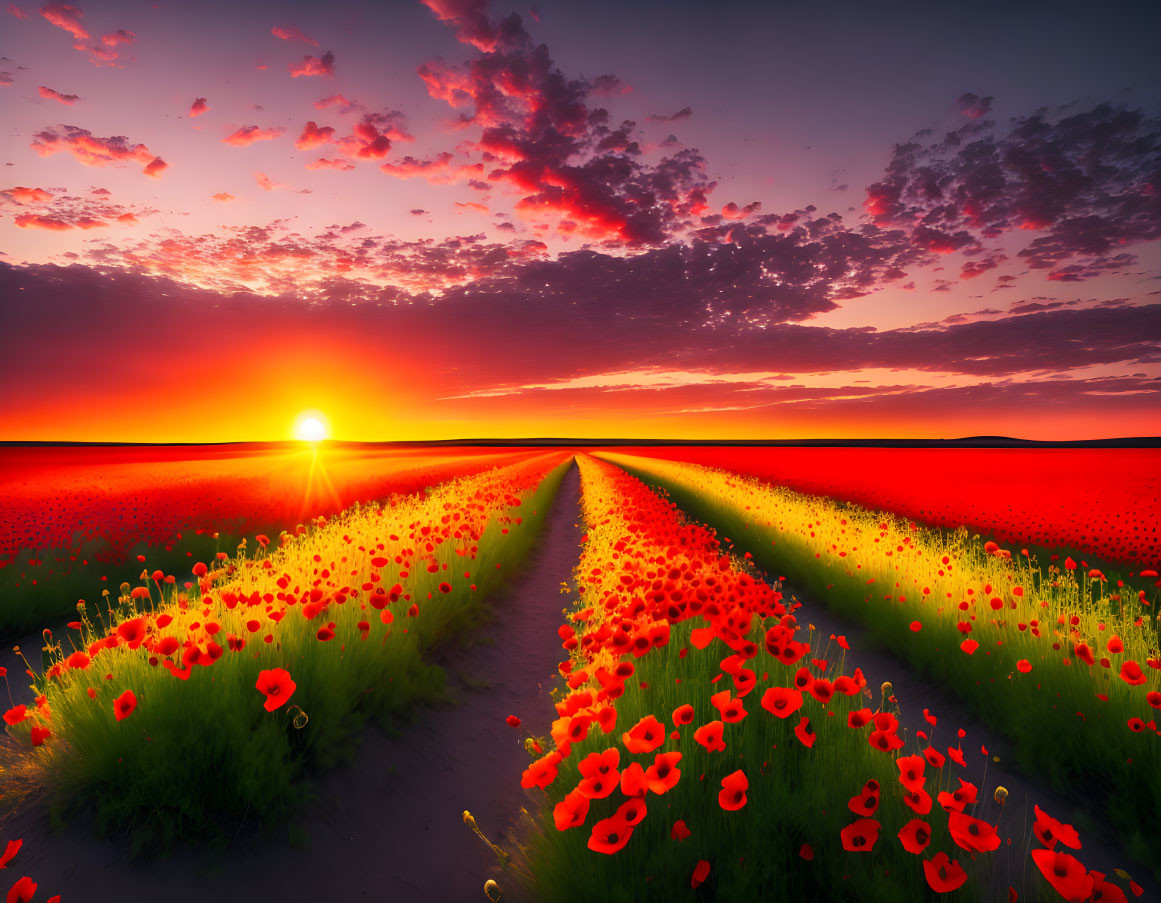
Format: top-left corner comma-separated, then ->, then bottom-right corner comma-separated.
648,107 -> 692,123
866,102 -> 1161,281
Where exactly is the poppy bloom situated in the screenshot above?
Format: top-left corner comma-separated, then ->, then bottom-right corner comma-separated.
552,788 -> 590,831
896,754 -> 926,792
622,714 -> 665,754
578,748 -> 621,799
116,616 -> 147,649
620,761 -> 648,797
947,810 -> 1000,853
848,779 -> 880,815
691,859 -> 711,890
923,852 -> 967,893
1119,660 -> 1146,686
960,638 -> 979,655
0,839 -> 21,869
614,797 -> 647,827
29,725 -> 50,747
799,843 -> 814,860
847,707 -> 872,729
644,751 -> 682,794
840,817 -> 881,852
587,816 -> 633,855
710,689 -> 747,722
255,668 -> 297,712
1033,805 -> 1081,850
898,818 -> 931,854
902,786 -> 934,816
506,715 -> 521,728
672,703 -> 695,726
521,750 -> 563,790
718,769 -> 748,811
761,686 -> 803,719
113,690 -> 137,722
1030,849 -> 1093,902
3,706 -> 28,726
671,819 -> 691,841
794,716 -> 816,748
6,877 -> 37,903
693,720 -> 727,752
938,778 -> 978,813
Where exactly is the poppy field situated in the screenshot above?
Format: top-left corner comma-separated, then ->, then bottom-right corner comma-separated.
1,447 -> 1158,902
0,443 -> 544,639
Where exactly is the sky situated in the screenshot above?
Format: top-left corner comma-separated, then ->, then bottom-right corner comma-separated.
1,0 -> 1159,442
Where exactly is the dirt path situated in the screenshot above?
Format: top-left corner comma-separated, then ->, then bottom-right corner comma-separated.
3,462 -> 583,903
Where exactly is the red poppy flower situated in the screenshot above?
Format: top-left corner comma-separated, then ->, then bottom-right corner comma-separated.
316,626 -> 335,642
552,788 -> 590,831
848,779 -> 880,815
902,785 -> 934,815
116,616 -> 147,649
0,839 -> 21,869
1033,805 -> 1082,850
799,843 -> 814,860
29,725 -> 50,747
670,819 -> 691,841
693,720 -> 727,752
506,715 -> 521,728
255,668 -> 297,712
1030,849 -> 1093,902
587,816 -> 633,855
808,677 -> 834,704
578,748 -> 621,799
896,754 -> 926,791
672,703 -> 695,726
710,689 -> 747,722
869,728 -> 905,752
622,714 -> 665,754
644,751 -> 682,794
840,817 -> 881,852
947,810 -> 1000,852
620,761 -> 647,797
6,877 -> 37,903
1017,660 -> 1032,674
614,797 -> 647,827
113,690 -> 137,722
761,686 -> 803,720
794,716 -> 816,748
1088,872 -> 1129,903
1119,660 -> 1146,686
3,706 -> 28,726
898,818 -> 931,854
938,778 -> 978,813
923,746 -> 946,768
521,750 -> 563,789
923,852 -> 967,893
691,859 -> 711,889
718,769 -> 748,811
847,707 -> 872,729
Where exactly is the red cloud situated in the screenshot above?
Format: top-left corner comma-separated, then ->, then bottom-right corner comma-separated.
271,24 -> 317,45
212,192 -> 235,202
190,97 -> 209,117
305,158 -> 355,171
38,85 -> 80,104
379,153 -> 454,179
721,201 -> 761,220
288,50 -> 334,78
7,4 -> 28,18
31,126 -> 165,177
956,93 -> 993,119
295,121 -> 335,150
455,201 -> 489,214
15,213 -> 77,230
40,2 -> 87,40
421,0 -> 500,52
315,94 -> 361,113
1,186 -> 54,203
101,28 -> 133,46
223,125 -> 285,146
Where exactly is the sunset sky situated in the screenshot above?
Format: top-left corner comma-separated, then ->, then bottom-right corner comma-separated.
1,0 -> 1159,441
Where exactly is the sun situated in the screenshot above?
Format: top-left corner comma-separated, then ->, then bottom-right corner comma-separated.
294,413 -> 330,443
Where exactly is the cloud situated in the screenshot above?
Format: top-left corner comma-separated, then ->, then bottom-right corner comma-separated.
31,125 -> 166,177
190,97 -> 210,117
314,93 -> 361,113
305,157 -> 356,171
591,74 -> 630,97
40,2 -> 87,40
455,200 -> 488,213
379,152 -> 454,179
288,50 -> 334,78
648,106 -> 692,123
222,125 -> 285,146
865,101 -> 1161,282
7,4 -> 28,18
955,92 -> 993,119
420,0 -> 504,52
0,186 -> 54,203
212,192 -> 235,202
271,24 -> 317,45
0,72 -> 12,87
38,84 -> 79,103
295,120 -> 335,150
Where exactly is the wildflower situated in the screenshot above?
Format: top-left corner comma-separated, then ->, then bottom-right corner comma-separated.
255,668 -> 297,712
